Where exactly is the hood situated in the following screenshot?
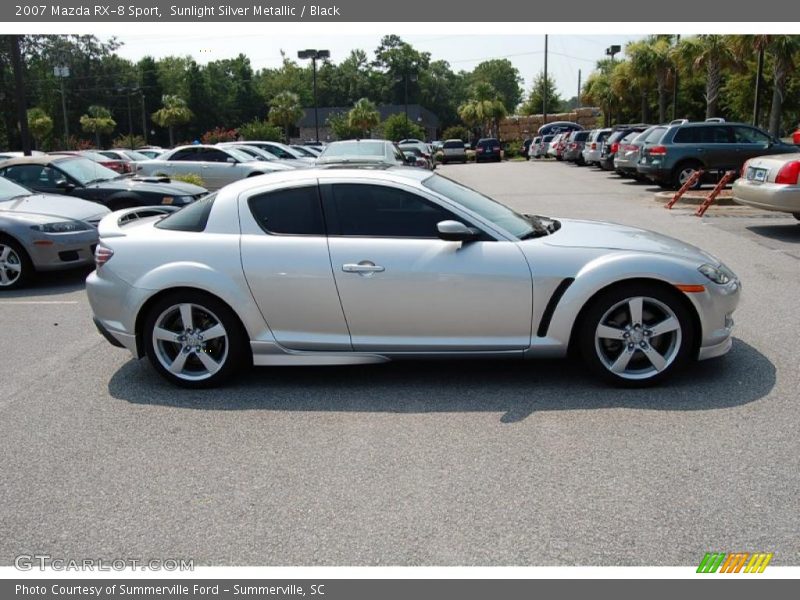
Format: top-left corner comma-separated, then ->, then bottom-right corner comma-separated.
0,193 -> 109,222
90,176 -> 207,195
541,218 -> 719,264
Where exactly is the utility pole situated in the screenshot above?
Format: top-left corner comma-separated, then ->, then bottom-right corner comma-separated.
577,69 -> 582,108
140,91 -> 148,145
543,34 -> 548,125
753,45 -> 764,127
10,35 -> 32,155
672,34 -> 680,120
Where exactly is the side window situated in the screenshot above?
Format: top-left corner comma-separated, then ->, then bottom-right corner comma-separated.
199,149 -> 231,163
329,184 -> 459,238
248,186 -> 325,235
2,165 -> 47,188
673,127 -> 698,143
170,148 -> 198,161
266,145 -> 292,159
733,126 -> 770,144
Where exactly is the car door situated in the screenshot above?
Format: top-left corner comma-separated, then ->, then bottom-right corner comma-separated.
321,180 -> 533,352
195,148 -> 239,188
158,147 -> 201,180
239,181 -> 351,351
731,125 -> 775,164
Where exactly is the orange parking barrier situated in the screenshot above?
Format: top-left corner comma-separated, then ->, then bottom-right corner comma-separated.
695,170 -> 736,217
665,169 -> 704,209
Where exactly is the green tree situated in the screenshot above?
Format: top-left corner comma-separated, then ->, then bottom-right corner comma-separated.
238,119 -> 283,141
347,98 -> 381,137
676,35 -> 740,119
521,72 -> 564,115
382,113 -> 425,141
268,91 -> 304,142
469,59 -> 523,113
151,94 -> 192,146
79,105 -> 116,148
27,108 -> 53,149
442,125 -> 470,141
458,83 -> 507,138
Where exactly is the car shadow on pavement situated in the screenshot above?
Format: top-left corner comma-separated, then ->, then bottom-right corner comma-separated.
746,223 -> 800,243
108,338 -> 775,423
1,267 -> 91,298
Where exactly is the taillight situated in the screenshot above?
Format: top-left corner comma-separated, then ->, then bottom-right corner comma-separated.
492,146 -> 500,152
476,147 -> 484,153
624,145 -> 637,152
610,143 -> 619,153
591,142 -> 597,150
649,145 -> 667,156
741,159 -> 752,177
775,160 -> 800,184
95,244 -> 114,268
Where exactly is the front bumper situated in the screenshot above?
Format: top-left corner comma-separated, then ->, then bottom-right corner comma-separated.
27,230 -> 98,272
689,276 -> 741,361
732,180 -> 800,214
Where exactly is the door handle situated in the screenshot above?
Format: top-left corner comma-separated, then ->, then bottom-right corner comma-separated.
342,261 -> 385,274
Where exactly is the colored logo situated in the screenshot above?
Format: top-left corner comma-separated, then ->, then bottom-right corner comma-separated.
697,552 -> 773,573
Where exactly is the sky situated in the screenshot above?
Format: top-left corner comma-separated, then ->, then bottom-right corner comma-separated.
112,33 -> 645,103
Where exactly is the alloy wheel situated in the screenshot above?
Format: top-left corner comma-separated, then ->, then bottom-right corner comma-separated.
0,244 -> 23,287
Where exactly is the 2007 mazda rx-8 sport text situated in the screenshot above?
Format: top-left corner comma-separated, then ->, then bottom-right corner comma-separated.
86,168 -> 740,388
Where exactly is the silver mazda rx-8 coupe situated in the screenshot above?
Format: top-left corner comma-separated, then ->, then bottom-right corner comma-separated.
86,168 -> 740,388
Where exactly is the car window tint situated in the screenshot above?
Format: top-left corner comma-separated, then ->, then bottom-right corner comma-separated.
199,149 -> 230,163
156,192 -> 217,232
644,127 -> 666,143
673,127 -> 699,143
2,165 -> 47,187
733,126 -> 771,144
331,184 -> 457,238
266,145 -> 292,159
248,186 -> 325,235
170,148 -> 199,161
704,126 -> 731,143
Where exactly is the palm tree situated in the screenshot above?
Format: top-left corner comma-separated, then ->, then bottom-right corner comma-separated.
347,98 -> 380,138
458,83 -> 507,138
582,67 -> 616,127
27,108 -> 53,150
151,95 -> 192,147
628,36 -> 675,123
732,35 -> 800,136
79,105 -> 116,148
676,35 -> 739,119
268,91 -> 304,143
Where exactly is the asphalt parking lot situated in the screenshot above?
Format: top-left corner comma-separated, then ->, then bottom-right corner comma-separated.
1,160 -> 798,566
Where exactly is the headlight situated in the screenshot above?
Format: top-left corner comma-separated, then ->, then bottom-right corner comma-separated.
30,221 -> 91,233
162,195 -> 194,205
698,263 -> 733,285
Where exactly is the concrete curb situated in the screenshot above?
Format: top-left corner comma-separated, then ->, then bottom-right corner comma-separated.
654,190 -> 737,206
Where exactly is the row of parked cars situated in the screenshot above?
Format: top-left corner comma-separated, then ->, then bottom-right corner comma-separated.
0,137 -> 450,290
526,119 -> 800,219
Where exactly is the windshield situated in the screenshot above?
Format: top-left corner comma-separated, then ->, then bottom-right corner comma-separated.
222,147 -> 256,162
0,176 -> 32,201
321,141 -> 386,160
122,150 -> 150,161
57,157 -> 119,184
422,174 -> 534,239
230,145 -> 276,161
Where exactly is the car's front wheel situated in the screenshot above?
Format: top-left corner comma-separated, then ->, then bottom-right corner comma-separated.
143,291 -> 249,388
0,237 -> 33,290
579,283 -> 695,386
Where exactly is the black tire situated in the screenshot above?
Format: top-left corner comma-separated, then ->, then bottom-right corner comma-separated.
143,290 -> 250,388
578,282 -> 696,387
671,161 -> 703,191
0,235 -> 34,291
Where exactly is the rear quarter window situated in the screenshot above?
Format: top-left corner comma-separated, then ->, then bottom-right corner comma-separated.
248,186 -> 325,235
156,193 -> 217,232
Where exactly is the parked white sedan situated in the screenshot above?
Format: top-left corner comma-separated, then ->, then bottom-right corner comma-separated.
135,145 -> 289,190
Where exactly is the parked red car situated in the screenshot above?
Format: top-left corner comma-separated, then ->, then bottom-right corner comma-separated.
49,150 -> 130,174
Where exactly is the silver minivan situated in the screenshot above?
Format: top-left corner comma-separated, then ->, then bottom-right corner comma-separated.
441,139 -> 468,164
582,128 -> 612,166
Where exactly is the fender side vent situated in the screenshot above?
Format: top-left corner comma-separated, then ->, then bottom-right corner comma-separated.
536,278 -> 575,337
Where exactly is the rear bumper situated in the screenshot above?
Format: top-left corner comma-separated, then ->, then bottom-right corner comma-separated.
732,180 -> 800,214
637,162 -> 670,183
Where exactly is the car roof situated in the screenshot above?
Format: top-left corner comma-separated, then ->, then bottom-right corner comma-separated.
0,155 -> 71,167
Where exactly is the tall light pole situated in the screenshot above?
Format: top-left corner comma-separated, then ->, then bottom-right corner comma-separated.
543,34 -> 548,125
605,45 -> 621,126
298,49 -> 330,143
54,65 -> 70,141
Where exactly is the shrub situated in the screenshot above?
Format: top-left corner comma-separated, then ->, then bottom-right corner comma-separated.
154,172 -> 205,187
201,127 -> 238,144
382,113 -> 426,142
442,125 -> 470,142
112,134 -> 147,149
238,119 -> 283,142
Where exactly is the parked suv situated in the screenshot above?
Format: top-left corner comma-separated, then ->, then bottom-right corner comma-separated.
599,125 -> 650,171
637,121 -> 797,190
532,135 -> 554,159
563,130 -> 592,164
475,138 -> 502,162
582,128 -> 612,166
614,126 -> 667,179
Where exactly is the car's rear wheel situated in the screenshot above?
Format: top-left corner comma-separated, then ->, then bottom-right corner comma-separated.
143,291 -> 249,388
672,161 -> 703,190
579,283 -> 695,387
0,237 -> 33,291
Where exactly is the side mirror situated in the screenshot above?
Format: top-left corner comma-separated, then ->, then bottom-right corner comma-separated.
437,220 -> 480,242
55,179 -> 76,192
226,157 -> 237,164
